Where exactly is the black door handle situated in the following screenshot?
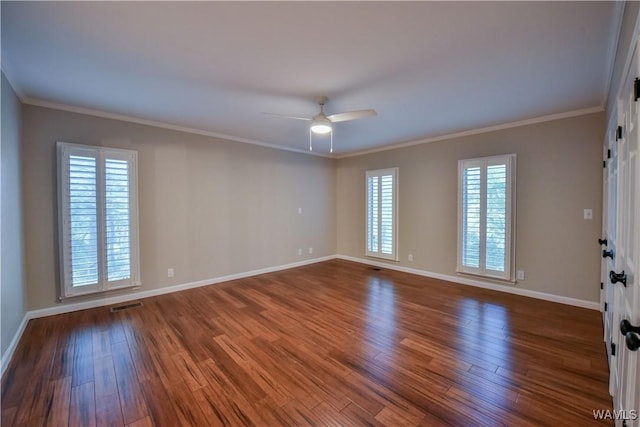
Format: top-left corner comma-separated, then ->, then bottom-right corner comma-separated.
610,270 -> 627,287
598,238 -> 608,246
625,333 -> 640,351
620,319 -> 640,335
602,250 -> 615,259
620,320 -> 640,351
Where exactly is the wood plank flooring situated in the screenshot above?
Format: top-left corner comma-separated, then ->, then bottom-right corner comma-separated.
1,259 -> 613,426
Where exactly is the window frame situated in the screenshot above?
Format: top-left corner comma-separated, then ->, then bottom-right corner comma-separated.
457,154 -> 516,282
365,167 -> 399,261
57,141 -> 141,298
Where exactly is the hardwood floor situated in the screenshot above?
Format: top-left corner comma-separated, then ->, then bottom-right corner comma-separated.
1,259 -> 612,426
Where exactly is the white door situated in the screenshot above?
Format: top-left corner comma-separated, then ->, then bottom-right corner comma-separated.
602,118 -> 618,393
610,40 -> 640,427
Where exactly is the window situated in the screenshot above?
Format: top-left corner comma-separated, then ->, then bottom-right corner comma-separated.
57,142 -> 140,298
457,154 -> 516,281
366,168 -> 398,260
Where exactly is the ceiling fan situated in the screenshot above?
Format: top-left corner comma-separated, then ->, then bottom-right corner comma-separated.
263,96 -> 377,153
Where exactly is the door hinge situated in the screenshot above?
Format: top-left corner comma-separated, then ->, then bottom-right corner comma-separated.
600,282 -> 603,290
611,342 -> 616,356
603,160 -> 606,168
635,78 -> 640,102
616,126 -> 623,140
604,302 -> 608,311
608,149 -> 611,159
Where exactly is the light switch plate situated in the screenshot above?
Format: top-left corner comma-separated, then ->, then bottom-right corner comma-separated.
584,209 -> 593,220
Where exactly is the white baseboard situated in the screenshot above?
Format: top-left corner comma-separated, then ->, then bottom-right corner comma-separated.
1,313 -> 29,377
336,254 -> 600,310
28,255 -> 336,319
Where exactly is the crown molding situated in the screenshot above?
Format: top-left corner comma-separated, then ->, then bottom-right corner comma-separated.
22,98 -> 333,159
336,106 -> 604,159
22,98 -> 604,161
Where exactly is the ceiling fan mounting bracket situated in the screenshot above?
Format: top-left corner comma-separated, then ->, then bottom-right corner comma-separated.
316,96 -> 328,106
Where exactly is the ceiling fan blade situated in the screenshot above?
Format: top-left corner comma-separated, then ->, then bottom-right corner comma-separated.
327,109 -> 377,123
262,112 -> 312,121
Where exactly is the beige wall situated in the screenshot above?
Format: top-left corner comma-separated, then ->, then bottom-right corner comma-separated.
1,73 -> 27,357
337,113 -> 605,303
17,104 -> 608,309
22,105 -> 336,310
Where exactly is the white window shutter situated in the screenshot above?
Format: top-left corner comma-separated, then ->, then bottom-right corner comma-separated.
458,155 -> 515,281
380,174 -> 394,255
105,158 -> 132,282
58,142 -> 140,298
485,164 -> 507,272
367,175 -> 379,253
67,154 -> 99,287
462,165 -> 482,269
366,168 -> 398,261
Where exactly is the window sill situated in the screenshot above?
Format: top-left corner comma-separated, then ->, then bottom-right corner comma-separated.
59,284 -> 141,301
365,254 -> 399,262
455,271 -> 516,285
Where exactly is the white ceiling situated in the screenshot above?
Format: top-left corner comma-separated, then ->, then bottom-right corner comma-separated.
1,2 -> 620,156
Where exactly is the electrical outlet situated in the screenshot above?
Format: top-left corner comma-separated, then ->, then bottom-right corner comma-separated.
516,270 -> 525,281
167,268 -> 174,278
408,254 -> 413,262
298,248 -> 302,256
308,247 -> 313,254
298,207 -> 302,214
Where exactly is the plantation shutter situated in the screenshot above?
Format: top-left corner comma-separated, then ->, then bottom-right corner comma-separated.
367,175 -> 379,253
105,158 -> 132,281
58,142 -> 140,298
366,168 -> 398,260
486,164 -> 507,272
462,165 -> 482,269
67,153 -> 100,287
458,155 -> 515,281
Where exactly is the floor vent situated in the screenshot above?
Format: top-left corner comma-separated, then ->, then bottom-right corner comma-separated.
370,267 -> 382,271
110,301 -> 143,312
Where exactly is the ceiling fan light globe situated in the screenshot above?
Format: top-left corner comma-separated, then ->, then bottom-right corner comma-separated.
310,122 -> 332,134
